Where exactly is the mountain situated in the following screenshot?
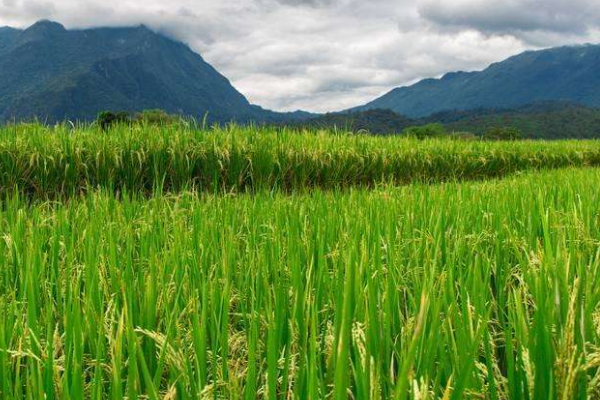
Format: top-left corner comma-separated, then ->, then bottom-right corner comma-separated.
0,27 -> 20,49
358,44 -> 600,118
0,20 -> 309,124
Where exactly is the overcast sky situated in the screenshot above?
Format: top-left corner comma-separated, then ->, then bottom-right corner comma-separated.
1,0 -> 600,112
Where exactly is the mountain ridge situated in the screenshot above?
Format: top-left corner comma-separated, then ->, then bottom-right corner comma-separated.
0,20 -> 311,124
3,20 -> 600,126
356,44 -> 600,117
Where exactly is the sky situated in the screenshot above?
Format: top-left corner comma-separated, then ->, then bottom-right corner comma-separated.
1,0 -> 600,113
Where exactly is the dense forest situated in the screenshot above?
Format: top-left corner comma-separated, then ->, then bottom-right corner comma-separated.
296,102 -> 600,139
438,102 -> 600,139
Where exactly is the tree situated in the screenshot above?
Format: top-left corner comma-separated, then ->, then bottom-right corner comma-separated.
97,111 -> 130,131
403,123 -> 447,139
134,109 -> 177,125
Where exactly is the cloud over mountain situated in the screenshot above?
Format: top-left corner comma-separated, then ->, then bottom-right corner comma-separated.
1,0 -> 599,112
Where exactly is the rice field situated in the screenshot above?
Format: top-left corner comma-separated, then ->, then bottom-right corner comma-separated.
1,144 -> 600,399
1,123 -> 600,196
1,124 -> 600,399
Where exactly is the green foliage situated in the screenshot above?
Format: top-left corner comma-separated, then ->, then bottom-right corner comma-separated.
97,110 -> 131,130
440,102 -> 600,139
97,109 -> 179,131
0,124 -> 598,197
295,109 -> 414,135
134,109 -> 178,125
0,123 -> 598,398
293,102 -> 600,140
483,126 -> 523,141
403,123 -> 447,139
1,168 -> 600,397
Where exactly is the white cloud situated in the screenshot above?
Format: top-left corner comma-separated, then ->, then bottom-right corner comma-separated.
1,0 -> 600,112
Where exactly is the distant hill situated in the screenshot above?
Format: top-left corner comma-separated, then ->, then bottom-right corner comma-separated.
0,20 -> 310,124
431,102 -> 600,139
297,102 -> 600,139
357,44 -> 600,118
292,109 -> 415,135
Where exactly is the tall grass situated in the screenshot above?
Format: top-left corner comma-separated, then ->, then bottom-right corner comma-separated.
1,167 -> 600,398
1,123 -> 600,197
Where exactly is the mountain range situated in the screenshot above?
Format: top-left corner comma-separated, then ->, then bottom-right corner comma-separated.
2,20 -> 600,130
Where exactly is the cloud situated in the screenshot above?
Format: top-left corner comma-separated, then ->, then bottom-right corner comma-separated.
0,0 -> 56,20
419,0 -> 600,37
1,0 -> 600,112
273,0 -> 337,6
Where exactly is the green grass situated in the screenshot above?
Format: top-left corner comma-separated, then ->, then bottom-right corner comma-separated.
1,123 -> 600,196
1,167 -> 600,398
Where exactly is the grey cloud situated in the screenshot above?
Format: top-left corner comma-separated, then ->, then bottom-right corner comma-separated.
22,0 -> 56,15
419,0 -> 600,38
0,0 -> 56,20
271,0 -> 338,7
176,7 -> 196,18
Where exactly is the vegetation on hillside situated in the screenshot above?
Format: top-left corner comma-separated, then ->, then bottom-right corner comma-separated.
293,109 -> 414,135
482,126 -> 523,141
298,102 -> 600,139
404,123 -> 447,139
441,102 -> 600,139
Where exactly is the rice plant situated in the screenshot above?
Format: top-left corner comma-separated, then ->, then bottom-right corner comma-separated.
0,122 -> 599,197
1,167 -> 600,398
